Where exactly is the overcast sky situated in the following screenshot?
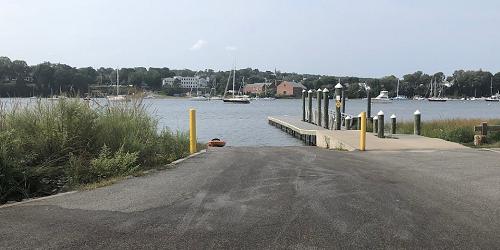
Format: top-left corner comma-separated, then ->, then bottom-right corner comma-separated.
1,0 -> 499,77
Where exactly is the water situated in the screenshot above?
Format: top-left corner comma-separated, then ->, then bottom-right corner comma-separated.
145,99 -> 303,147
2,98 -> 500,146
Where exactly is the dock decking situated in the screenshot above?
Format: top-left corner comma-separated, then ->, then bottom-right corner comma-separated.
268,116 -> 467,151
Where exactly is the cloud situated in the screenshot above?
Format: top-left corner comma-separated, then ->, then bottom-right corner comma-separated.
190,39 -> 207,50
225,46 -> 237,51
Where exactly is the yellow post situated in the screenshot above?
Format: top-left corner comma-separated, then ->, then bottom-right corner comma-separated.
189,109 -> 197,154
359,112 -> 366,151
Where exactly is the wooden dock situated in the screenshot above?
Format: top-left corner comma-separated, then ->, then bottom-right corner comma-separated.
268,116 -> 325,146
268,116 -> 468,151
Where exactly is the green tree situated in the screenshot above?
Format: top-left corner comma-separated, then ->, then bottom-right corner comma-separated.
0,57 -> 12,82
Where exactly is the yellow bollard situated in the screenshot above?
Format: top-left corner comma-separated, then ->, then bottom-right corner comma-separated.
359,112 -> 366,151
189,109 -> 197,154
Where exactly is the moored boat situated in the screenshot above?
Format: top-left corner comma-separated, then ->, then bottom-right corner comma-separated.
372,91 -> 392,103
222,66 -> 251,104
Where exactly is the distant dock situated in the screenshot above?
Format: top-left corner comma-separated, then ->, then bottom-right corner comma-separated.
268,116 -> 467,151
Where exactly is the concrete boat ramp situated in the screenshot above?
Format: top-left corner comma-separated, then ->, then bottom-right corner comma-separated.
269,116 -> 467,151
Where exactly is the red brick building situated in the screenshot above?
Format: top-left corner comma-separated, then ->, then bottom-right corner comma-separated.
276,81 -> 306,97
243,83 -> 272,95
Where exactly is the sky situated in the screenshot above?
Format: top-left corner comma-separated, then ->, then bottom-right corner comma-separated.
1,0 -> 500,77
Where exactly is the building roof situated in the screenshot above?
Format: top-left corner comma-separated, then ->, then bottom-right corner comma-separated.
279,81 -> 306,89
245,82 -> 272,88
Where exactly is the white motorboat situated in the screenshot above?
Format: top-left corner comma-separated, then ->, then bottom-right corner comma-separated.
372,91 -> 392,103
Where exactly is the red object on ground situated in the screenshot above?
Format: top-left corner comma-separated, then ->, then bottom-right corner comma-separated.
208,138 -> 226,147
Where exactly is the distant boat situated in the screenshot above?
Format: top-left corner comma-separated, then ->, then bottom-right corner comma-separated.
485,77 -> 499,102
393,79 -> 407,100
209,96 -> 223,100
486,93 -> 500,102
372,91 -> 392,103
107,68 -> 130,102
222,66 -> 250,104
428,78 -> 447,102
261,97 -> 276,100
190,96 -> 208,101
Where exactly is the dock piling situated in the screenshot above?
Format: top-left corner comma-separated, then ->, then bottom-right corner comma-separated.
414,110 -> 421,135
390,114 -> 397,134
301,90 -> 306,121
357,113 -> 362,130
334,83 -> 343,130
341,87 -> 346,114
366,86 -> 372,118
323,88 -> 329,129
345,116 -> 352,130
377,111 -> 384,138
317,88 -> 322,127
307,90 -> 313,123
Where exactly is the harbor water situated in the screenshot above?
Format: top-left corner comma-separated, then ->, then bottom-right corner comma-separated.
2,98 -> 500,146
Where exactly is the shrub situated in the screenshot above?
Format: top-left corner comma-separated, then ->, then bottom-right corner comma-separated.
89,145 -> 139,181
397,119 -> 500,144
0,98 -> 190,203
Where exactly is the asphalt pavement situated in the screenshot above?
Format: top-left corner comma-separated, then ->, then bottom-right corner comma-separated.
1,147 -> 500,249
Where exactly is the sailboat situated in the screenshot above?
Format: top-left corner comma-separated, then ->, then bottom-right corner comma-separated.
428,78 -> 447,102
48,86 -> 67,101
107,68 -> 130,102
485,77 -> 500,102
207,77 -> 222,100
392,79 -> 407,100
222,67 -> 250,104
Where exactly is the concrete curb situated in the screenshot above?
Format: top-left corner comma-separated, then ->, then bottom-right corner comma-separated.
0,150 -> 207,209
0,191 -> 77,209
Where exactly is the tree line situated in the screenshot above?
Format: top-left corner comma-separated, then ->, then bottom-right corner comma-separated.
1,56 -> 499,98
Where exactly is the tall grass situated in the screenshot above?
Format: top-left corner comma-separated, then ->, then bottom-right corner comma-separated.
0,98 -> 190,203
397,119 -> 500,144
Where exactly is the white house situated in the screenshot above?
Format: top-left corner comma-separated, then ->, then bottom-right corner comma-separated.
162,76 -> 208,89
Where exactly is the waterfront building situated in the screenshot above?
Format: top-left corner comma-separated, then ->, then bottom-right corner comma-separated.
162,76 -> 208,89
243,83 -> 273,95
276,81 -> 306,97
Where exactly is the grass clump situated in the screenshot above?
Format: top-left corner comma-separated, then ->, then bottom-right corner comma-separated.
397,119 -> 500,144
0,98 -> 190,204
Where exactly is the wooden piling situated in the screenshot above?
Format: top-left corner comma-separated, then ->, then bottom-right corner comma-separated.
414,110 -> 421,135
345,116 -> 352,130
301,90 -> 306,121
317,88 -> 322,127
307,90 -> 313,123
323,88 -> 329,129
390,114 -> 396,134
366,87 -> 372,118
334,83 -> 343,130
377,111 -> 384,138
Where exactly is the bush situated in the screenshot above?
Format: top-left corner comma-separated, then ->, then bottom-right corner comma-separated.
397,119 -> 500,144
0,98 -> 190,203
89,145 -> 139,181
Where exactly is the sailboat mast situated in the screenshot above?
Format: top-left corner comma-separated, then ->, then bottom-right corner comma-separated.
491,77 -> 493,96
396,79 -> 400,97
116,68 -> 120,96
232,66 -> 236,98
